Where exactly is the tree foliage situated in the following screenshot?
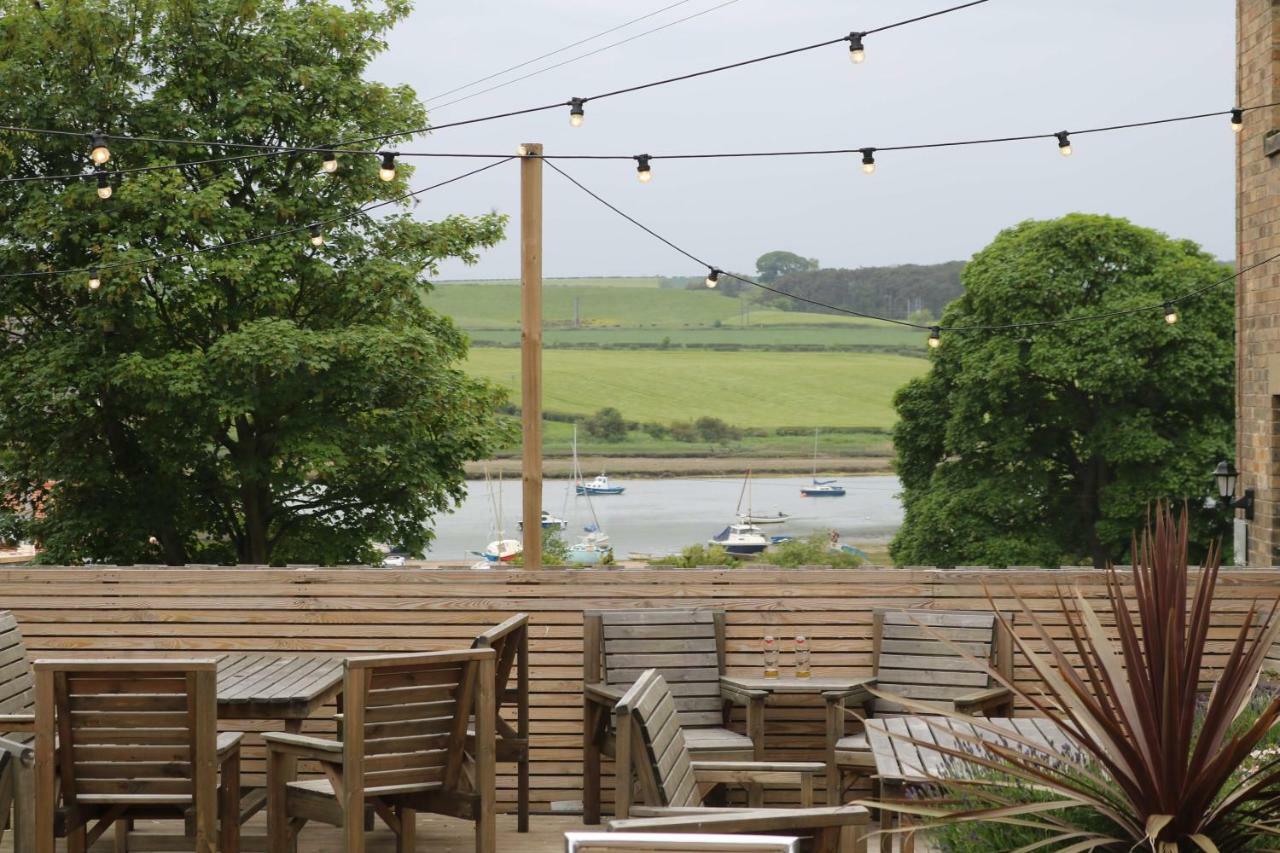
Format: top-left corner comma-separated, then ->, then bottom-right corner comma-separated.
755,250 -> 818,284
890,214 -> 1232,568
0,0 -> 511,565
582,407 -> 628,442
766,261 -> 964,319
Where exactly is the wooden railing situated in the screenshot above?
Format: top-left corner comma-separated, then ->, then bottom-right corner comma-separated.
3,565 -> 1278,813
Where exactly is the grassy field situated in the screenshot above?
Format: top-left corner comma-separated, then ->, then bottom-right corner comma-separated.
465,325 -> 921,349
530,420 -> 893,457
466,348 -> 926,430
435,276 -> 665,288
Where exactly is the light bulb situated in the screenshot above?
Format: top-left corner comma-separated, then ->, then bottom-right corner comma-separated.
1164,302 -> 1178,324
848,32 -> 865,64
705,269 -> 721,288
1056,131 -> 1072,157
378,151 -> 397,182
95,167 -> 112,199
309,224 -> 324,247
90,131 -> 110,165
569,97 -> 585,128
1231,108 -> 1244,133
88,269 -> 101,291
928,327 -> 941,349
860,148 -> 876,175
321,146 -> 338,173
636,154 -> 652,183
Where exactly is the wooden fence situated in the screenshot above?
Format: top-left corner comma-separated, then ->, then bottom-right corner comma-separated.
2,565 -> 1278,813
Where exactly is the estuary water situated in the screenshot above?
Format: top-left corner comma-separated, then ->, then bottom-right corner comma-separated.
423,475 -> 903,561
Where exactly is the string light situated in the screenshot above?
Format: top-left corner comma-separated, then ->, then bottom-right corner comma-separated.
309,224 -> 324,247
860,148 -> 876,175
321,146 -> 338,174
1232,108 -> 1244,133
635,154 -> 652,183
705,268 -> 721,288
928,326 -> 941,348
87,269 -> 101,291
89,131 -> 110,165
1056,131 -> 1072,157
95,167 -> 112,200
378,151 -> 398,182
848,32 -> 866,64
569,98 -> 586,128
1164,302 -> 1178,324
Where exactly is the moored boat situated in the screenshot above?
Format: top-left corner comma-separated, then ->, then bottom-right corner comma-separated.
482,538 -> 523,563
741,511 -> 791,525
517,511 -> 568,531
801,480 -> 847,498
709,522 -> 770,556
577,473 -> 625,496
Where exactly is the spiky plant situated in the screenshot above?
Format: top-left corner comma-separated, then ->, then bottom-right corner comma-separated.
864,504 -> 1280,851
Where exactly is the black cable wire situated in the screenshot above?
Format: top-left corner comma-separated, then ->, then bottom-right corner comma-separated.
0,0 -> 994,159
0,158 -> 515,280
546,158 -> 1270,336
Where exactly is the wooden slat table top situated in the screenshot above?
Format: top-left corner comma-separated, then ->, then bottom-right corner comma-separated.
215,653 -> 344,720
864,716 -> 1068,786
721,675 -> 873,696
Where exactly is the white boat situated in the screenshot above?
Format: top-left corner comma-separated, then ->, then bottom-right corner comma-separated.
517,511 -> 568,531
709,523 -> 770,556
734,470 -> 790,526
577,474 -> 625,496
741,511 -> 791,525
801,430 -> 846,497
482,539 -> 523,563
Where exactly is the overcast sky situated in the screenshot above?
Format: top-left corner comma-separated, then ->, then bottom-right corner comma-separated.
365,1 -> 1234,281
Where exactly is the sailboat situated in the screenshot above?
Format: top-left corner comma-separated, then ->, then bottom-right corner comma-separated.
577,473 -> 625,496
709,470 -> 770,555
568,427 -> 613,565
477,470 -> 523,563
734,470 -> 791,524
800,429 -> 846,497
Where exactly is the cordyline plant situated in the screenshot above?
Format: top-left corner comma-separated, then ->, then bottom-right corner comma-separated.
861,505 -> 1280,851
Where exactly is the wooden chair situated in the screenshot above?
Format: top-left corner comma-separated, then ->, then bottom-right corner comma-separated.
824,610 -> 1014,805
566,831 -> 802,851
265,647 -> 496,853
33,658 -> 244,853
611,669 -> 869,853
584,609 -> 757,823
0,610 -> 36,850
472,612 -> 530,832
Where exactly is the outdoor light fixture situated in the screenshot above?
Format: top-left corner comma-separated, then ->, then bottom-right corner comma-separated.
860,148 -> 876,175
569,98 -> 585,128
309,224 -> 324,247
89,131 -> 110,165
1056,131 -> 1072,157
321,146 -> 338,174
928,327 -> 941,348
1164,302 -> 1178,324
705,268 -> 721,288
1213,460 -> 1254,520
635,154 -> 652,183
95,167 -> 112,200
1232,108 -> 1244,133
378,151 -> 398,182
848,32 -> 865,64
87,268 -> 101,291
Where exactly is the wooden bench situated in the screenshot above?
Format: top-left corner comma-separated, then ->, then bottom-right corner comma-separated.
0,610 -> 35,850
472,613 -> 531,833
584,609 -> 756,823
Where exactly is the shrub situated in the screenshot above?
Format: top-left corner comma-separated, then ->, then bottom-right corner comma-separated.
668,421 -> 700,443
650,544 -> 740,568
642,422 -> 670,440
582,407 -> 628,442
764,533 -> 862,568
694,416 -> 742,443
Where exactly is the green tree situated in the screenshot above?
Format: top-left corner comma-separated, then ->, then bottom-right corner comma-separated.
0,0 -> 510,565
583,407 -> 627,442
890,214 -> 1232,568
755,250 -> 818,284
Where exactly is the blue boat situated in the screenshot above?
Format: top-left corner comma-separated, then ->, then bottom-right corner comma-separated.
576,474 -> 625,496
801,479 -> 847,498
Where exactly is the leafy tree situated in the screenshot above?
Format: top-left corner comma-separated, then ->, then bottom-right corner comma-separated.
0,0 -> 510,565
694,416 -> 741,444
583,407 -> 627,442
768,261 -> 965,318
755,250 -> 818,284
890,214 -> 1232,568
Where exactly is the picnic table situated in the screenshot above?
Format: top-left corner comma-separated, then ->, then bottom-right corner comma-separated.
719,675 -> 876,761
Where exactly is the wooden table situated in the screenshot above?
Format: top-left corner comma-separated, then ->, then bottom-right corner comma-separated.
863,716 -> 1069,853
720,675 -> 875,761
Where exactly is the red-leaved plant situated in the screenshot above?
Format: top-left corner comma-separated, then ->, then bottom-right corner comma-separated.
864,505 -> 1280,851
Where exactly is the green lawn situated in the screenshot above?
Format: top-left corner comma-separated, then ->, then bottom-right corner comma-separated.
434,276 -> 665,288
465,325 -> 921,349
466,348 -> 926,430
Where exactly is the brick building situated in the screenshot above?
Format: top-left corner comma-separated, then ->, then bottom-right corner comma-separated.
1237,0 -> 1280,564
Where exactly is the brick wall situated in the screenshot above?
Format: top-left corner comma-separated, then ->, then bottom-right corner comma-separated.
1236,0 -> 1280,563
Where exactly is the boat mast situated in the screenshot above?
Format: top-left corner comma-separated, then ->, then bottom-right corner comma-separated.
812,429 -> 819,481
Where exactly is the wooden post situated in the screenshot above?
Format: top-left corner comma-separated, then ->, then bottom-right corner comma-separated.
521,143 -> 543,570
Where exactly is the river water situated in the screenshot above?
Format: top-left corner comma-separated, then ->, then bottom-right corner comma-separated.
424,475 -> 903,561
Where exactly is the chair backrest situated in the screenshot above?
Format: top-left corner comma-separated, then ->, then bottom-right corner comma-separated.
472,613 -> 529,723
33,659 -> 219,807
614,669 -> 701,810
871,609 -> 1010,715
0,611 -> 34,742
343,648 -> 495,796
565,832 -> 801,852
586,609 -> 726,728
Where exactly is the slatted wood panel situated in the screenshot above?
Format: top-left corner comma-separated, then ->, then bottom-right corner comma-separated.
0,611 -> 33,743
872,611 -> 998,715
599,610 -> 724,728
3,565 -> 1279,814
626,671 -> 700,809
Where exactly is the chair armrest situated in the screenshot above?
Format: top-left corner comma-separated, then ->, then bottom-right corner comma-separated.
820,678 -> 877,704
263,731 -> 343,762
584,682 -> 625,706
0,713 -> 35,733
216,731 -> 244,761
692,760 -> 822,787
952,685 -> 1013,715
719,684 -> 768,705
610,805 -> 871,834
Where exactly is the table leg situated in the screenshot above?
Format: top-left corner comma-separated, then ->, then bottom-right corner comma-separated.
746,695 -> 765,760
